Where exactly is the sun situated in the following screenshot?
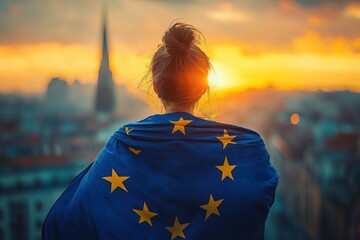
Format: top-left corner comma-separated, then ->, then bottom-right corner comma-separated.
208,60 -> 247,92
208,61 -> 228,90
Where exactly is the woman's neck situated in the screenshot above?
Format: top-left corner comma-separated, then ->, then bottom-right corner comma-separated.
164,102 -> 195,114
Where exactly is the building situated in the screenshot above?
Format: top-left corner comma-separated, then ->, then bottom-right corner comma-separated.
94,9 -> 116,114
45,77 -> 70,113
0,161 -> 87,240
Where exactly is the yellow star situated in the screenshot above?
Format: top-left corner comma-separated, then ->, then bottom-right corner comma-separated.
133,202 -> 158,227
102,169 -> 130,192
169,117 -> 193,135
125,127 -> 133,135
216,129 -> 236,149
216,156 -> 236,181
128,146 -> 141,155
165,216 -> 190,240
200,194 -> 224,220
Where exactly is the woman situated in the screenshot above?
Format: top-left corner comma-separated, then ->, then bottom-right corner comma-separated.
43,23 -> 279,240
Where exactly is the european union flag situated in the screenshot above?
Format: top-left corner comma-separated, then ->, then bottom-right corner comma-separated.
43,112 -> 279,240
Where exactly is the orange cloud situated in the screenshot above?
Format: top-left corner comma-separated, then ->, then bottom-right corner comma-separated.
353,38 -> 360,50
344,3 -> 360,19
292,31 -> 355,54
279,0 -> 302,14
307,16 -> 326,26
207,3 -> 249,23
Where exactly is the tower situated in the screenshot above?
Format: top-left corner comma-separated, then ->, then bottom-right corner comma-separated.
95,8 -> 115,114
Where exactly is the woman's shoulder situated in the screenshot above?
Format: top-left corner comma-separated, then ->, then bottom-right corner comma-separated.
117,112 -> 262,141
193,114 -> 261,137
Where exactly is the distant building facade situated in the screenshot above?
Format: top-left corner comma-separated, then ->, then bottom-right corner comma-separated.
0,163 -> 86,240
45,77 -> 69,112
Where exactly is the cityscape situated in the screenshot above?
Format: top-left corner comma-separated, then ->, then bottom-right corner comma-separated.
219,89 -> 360,240
1,1 -> 360,240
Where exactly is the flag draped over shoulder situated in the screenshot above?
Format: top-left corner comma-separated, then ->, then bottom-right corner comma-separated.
43,112 -> 279,240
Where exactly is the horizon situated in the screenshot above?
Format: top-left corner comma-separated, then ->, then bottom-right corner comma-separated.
2,79 -> 359,99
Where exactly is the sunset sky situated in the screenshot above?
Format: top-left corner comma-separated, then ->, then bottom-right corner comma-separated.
1,0 -> 360,94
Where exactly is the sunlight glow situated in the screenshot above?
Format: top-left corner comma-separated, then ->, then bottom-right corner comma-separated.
1,42 -> 360,94
207,44 -> 360,92
208,62 -> 229,90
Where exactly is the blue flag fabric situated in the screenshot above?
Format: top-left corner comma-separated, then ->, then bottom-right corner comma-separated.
43,112 -> 279,240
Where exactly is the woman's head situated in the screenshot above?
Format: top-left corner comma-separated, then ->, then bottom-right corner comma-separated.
150,22 -> 211,108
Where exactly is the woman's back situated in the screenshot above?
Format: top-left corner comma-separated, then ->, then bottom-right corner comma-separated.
43,112 -> 279,239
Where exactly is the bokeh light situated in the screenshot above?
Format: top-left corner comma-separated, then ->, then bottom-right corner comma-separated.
290,113 -> 300,125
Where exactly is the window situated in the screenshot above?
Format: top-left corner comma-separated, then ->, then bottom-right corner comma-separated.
9,200 -> 28,240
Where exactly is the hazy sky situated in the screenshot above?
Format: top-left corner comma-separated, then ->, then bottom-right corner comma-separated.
1,0 -> 360,93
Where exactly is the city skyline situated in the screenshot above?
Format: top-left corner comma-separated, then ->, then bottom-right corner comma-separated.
1,0 -> 360,94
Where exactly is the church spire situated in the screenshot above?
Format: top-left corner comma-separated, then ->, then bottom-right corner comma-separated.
95,5 -> 116,114
101,8 -> 109,67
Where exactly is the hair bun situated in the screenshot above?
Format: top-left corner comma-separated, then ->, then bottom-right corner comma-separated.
162,23 -> 197,56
